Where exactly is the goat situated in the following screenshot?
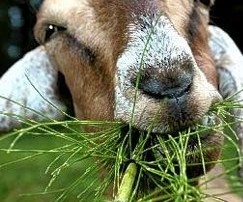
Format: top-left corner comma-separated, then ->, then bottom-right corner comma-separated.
1,0 -> 243,200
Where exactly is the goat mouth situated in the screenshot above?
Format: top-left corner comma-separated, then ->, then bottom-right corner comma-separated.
168,113 -> 221,137
127,113 -> 221,139
121,113 -> 224,178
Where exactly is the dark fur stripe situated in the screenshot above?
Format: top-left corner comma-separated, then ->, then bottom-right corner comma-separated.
187,5 -> 201,44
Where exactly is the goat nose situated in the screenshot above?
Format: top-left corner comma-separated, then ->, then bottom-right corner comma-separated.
137,67 -> 193,99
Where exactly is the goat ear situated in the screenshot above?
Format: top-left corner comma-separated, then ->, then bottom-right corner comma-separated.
209,25 -> 243,178
0,46 -> 67,132
208,25 -> 243,99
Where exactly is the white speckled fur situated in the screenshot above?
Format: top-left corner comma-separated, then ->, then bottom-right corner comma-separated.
0,46 -> 66,132
209,25 -> 243,177
209,26 -> 243,98
115,15 -> 220,132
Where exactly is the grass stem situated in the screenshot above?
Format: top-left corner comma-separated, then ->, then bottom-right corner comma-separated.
115,163 -> 137,202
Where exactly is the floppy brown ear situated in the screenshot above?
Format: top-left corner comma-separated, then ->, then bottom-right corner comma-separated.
0,46 -> 67,132
209,25 -> 243,178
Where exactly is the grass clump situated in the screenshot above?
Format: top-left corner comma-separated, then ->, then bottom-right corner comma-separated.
0,95 -> 243,201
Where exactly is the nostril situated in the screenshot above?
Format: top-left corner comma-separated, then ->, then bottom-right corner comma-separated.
137,71 -> 193,99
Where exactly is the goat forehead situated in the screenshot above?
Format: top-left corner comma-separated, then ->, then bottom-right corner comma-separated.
40,0 -> 92,22
40,0 -> 193,24
92,0 -> 193,20
90,0 -> 193,49
41,0 -> 90,10
38,0 -> 199,65
90,0 -> 193,41
39,0 -> 194,41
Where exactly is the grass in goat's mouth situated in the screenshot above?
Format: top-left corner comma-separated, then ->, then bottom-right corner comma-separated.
0,98 -> 243,201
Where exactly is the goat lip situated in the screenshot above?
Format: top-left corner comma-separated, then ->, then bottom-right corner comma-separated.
130,113 -> 221,138
149,114 -> 223,154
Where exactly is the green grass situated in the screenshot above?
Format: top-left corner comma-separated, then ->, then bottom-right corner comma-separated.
1,79 -> 243,201
0,105 -> 242,201
0,119 -> 124,201
221,128 -> 243,198
0,132 -> 101,202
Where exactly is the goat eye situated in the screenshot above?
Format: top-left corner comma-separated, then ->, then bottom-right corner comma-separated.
44,24 -> 66,42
